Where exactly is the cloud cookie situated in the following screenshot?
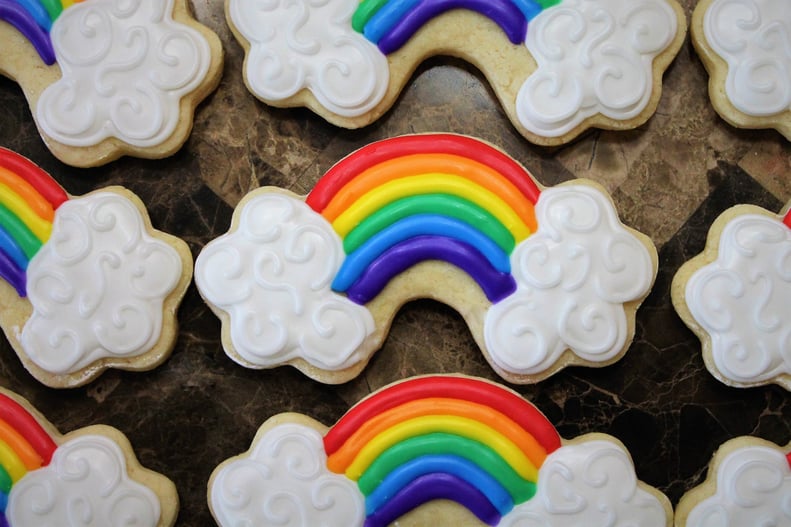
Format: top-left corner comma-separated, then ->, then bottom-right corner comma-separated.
0,0 -> 223,167
209,375 -> 672,527
691,0 -> 791,139
195,134 -> 658,384
226,0 -> 686,145
0,388 -> 178,527
0,148 -> 192,388
671,201 -> 791,389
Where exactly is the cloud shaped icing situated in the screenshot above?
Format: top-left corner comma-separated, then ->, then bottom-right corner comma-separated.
194,191 -> 375,371
501,440 -> 669,527
704,0 -> 791,116
228,0 -> 389,117
21,192 -> 182,375
685,214 -> 791,385
36,0 -> 212,147
685,444 -> 791,526
7,435 -> 161,527
517,0 -> 679,137
484,185 -> 654,376
210,422 -> 365,527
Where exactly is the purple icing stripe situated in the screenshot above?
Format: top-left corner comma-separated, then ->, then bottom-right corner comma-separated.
0,246 -> 26,297
345,235 -> 516,305
0,1 -> 55,65
377,0 -> 528,54
363,472 -> 502,527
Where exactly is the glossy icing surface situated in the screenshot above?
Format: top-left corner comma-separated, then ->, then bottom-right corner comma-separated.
685,213 -> 791,385
703,0 -> 791,117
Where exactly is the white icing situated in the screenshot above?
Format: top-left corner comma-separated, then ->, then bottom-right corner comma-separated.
518,0 -> 678,137
7,435 -> 161,527
686,445 -> 791,527
685,214 -> 791,385
501,440 -> 668,527
484,185 -> 654,375
21,192 -> 182,375
228,0 -> 389,117
194,192 -> 375,371
210,422 -> 365,527
37,0 -> 212,147
703,0 -> 791,117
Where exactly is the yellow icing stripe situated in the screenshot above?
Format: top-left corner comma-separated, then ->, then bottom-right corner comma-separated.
344,414 -> 539,482
0,182 -> 52,243
332,173 -> 531,242
60,0 -> 75,8
0,437 -> 28,484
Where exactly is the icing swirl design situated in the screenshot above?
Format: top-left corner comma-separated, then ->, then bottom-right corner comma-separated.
21,191 -> 183,375
685,213 -> 791,385
34,0 -> 213,147
517,0 -> 679,136
227,0 -> 389,118
703,0 -> 791,117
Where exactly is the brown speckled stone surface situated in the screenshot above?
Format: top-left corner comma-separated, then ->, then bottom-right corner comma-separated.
1,1 -> 790,525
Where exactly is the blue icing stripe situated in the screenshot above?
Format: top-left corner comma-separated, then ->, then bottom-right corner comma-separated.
0,489 -> 7,513
0,223 -> 30,271
511,0 -> 545,20
12,0 -> 52,30
363,0 -> 421,44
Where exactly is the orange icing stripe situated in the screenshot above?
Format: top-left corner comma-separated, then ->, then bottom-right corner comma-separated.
0,166 -> 55,223
326,397 -> 548,474
320,153 -> 538,234
0,418 -> 43,471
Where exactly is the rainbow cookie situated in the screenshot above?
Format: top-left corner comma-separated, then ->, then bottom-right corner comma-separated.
209,375 -> 673,526
0,148 -> 192,388
225,0 -> 686,145
0,0 -> 223,167
671,201 -> 791,390
195,134 -> 658,384
691,0 -> 791,139
674,436 -> 791,527
0,388 -> 178,526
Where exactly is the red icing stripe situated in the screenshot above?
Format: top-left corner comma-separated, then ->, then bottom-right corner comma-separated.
783,209 -> 791,230
0,393 -> 57,465
0,148 -> 68,210
786,451 -> 791,469
323,376 -> 560,456
306,135 -> 541,212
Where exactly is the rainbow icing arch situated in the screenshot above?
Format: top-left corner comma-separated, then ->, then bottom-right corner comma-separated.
0,0 -> 84,64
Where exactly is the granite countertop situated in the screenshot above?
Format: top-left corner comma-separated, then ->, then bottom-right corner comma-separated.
0,1 -> 789,525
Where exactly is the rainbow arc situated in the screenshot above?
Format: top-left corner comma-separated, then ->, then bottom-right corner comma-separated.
0,0 -> 85,65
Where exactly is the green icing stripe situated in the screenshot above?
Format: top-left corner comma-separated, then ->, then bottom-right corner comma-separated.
352,0 -> 390,32
343,194 -> 516,255
0,203 -> 43,259
0,464 -> 11,494
357,432 -> 536,504
40,0 -> 63,20
537,0 -> 562,8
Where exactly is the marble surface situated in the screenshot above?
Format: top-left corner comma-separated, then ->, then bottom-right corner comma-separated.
0,1 -> 790,525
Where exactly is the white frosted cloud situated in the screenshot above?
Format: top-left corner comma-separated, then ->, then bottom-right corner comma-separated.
704,0 -> 791,116
22,192 -> 182,375
517,0 -> 678,136
484,185 -> 654,376
685,445 -> 791,526
210,422 -> 365,527
7,435 -> 161,527
685,214 -> 791,385
36,0 -> 212,147
501,440 -> 668,527
228,0 -> 389,117
195,192 -> 374,371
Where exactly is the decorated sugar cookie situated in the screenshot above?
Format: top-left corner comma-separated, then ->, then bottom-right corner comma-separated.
0,0 -> 223,167
0,148 -> 192,388
671,202 -> 791,390
674,436 -> 791,527
225,0 -> 686,145
0,388 -> 177,526
195,134 -> 658,384
691,0 -> 791,139
209,375 -> 673,527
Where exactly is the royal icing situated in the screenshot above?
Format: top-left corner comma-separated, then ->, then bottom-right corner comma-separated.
33,0 -> 213,148
484,184 -> 655,375
703,0 -> 791,117
21,191 -> 183,375
685,444 -> 791,526
227,0 -> 389,118
685,213 -> 791,386
7,435 -> 161,527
